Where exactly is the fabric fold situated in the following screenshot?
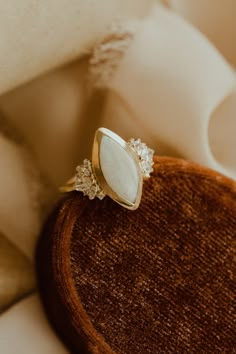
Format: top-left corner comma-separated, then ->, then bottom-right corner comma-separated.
0,0 -> 154,95
167,0 -> 236,67
0,294 -> 68,354
94,5 -> 236,178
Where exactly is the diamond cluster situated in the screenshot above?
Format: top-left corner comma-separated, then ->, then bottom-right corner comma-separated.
128,138 -> 154,178
75,159 -> 105,200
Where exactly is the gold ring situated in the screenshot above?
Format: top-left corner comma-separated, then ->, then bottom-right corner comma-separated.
60,128 -> 154,210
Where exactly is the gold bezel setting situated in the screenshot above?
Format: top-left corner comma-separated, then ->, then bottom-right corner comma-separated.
92,128 -> 143,210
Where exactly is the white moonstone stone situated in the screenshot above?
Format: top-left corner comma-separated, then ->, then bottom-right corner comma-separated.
100,136 -> 139,203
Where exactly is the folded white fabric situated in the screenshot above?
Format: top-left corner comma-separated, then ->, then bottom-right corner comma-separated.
0,0 -> 153,94
167,0 -> 236,67
0,62 -> 88,188
0,294 -> 69,354
0,113 -> 55,258
0,232 -> 35,312
98,5 -> 236,178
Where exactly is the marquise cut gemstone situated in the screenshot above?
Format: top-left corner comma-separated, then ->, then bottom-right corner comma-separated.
99,136 -> 140,203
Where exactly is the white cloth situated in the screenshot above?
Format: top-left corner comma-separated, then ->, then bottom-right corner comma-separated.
0,295 -> 68,354
0,0 -> 153,94
100,5 -> 236,178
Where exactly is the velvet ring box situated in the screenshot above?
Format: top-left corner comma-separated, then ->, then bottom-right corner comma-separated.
36,157 -> 236,354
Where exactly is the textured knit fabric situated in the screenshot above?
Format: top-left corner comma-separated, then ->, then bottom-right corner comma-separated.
37,157 -> 236,354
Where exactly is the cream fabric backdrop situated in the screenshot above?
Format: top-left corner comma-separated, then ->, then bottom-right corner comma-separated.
0,1 -> 235,353
0,0 -> 153,94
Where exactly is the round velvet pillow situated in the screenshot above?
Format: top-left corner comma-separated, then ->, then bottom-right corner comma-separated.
36,157 -> 236,354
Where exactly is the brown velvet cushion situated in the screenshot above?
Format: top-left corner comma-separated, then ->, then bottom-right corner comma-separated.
36,157 -> 236,354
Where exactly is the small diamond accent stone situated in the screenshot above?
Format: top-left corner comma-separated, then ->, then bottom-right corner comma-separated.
128,138 -> 154,178
75,159 -> 105,200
